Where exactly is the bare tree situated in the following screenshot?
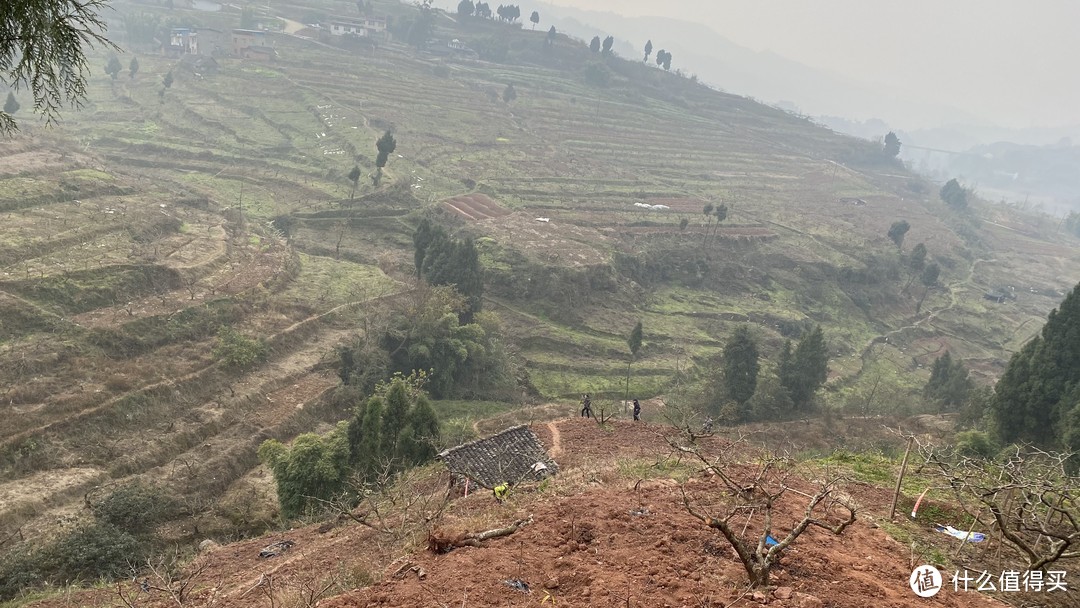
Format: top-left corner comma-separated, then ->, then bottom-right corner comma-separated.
679,443 -> 856,588
918,441 -> 1080,570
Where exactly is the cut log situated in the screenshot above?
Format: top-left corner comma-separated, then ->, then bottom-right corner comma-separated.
427,516 -> 534,553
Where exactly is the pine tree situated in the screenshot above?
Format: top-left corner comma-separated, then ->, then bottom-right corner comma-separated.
992,281 -> 1080,448
781,327 -> 828,409
128,56 -> 139,79
404,394 -> 440,464
883,131 -> 901,157
381,380 -> 411,462
3,92 -> 18,115
923,352 -> 972,411
724,326 -> 760,408
413,219 -> 439,277
357,396 -> 384,477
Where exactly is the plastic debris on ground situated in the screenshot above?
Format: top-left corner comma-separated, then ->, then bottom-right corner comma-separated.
503,579 -> 530,593
259,539 -> 295,558
934,524 -> 986,542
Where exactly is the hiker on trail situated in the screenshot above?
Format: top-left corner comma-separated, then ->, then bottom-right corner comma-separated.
633,399 -> 641,421
581,394 -> 592,418
493,482 -> 509,503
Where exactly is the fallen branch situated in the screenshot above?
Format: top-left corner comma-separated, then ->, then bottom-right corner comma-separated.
428,516 -> 534,553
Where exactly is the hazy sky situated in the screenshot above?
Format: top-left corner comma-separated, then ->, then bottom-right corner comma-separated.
545,0 -> 1080,129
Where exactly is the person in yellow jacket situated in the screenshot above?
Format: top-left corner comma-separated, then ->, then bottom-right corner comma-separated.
493,482 -> 509,503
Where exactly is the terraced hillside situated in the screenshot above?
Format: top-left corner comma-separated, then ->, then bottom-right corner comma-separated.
0,0 -> 1078,584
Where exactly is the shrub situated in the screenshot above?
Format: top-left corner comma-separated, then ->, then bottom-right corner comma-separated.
955,430 -> 997,460
212,325 -> 267,369
92,482 -> 177,533
42,522 -> 145,583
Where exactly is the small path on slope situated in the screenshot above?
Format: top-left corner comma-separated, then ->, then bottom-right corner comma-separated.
546,421 -> 563,458
847,257 -> 993,383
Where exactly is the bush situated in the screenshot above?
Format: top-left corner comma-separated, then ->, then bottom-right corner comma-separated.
955,430 -> 997,460
92,482 -> 177,533
42,522 -> 145,583
213,325 -> 267,369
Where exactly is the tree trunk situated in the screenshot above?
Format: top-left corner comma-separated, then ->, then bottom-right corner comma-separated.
624,360 -> 632,412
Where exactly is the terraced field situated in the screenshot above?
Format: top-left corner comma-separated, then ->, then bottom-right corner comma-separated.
1,0 -> 1078,572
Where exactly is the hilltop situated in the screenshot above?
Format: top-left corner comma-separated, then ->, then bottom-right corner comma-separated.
1,0 -> 1079,602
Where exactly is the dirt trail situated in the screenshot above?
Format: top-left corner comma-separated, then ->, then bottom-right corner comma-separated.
848,256 -> 993,382
546,420 -> 563,457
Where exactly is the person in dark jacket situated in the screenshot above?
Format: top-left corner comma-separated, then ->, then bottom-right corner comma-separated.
581,394 -> 592,418
632,398 -> 641,421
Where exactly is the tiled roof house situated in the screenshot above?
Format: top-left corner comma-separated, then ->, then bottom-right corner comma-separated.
438,425 -> 558,489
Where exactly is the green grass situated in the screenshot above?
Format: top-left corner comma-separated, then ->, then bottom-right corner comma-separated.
280,253 -> 398,309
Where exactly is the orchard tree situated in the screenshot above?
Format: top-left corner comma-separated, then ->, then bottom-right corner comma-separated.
601,35 -> 614,55
546,25 -> 556,46
884,131 -> 901,157
457,0 -> 474,16
530,10 -> 539,29
502,83 -> 516,103
590,35 -> 601,53
643,39 -> 653,62
0,0 -> 116,134
128,56 -> 139,79
887,219 -> 910,249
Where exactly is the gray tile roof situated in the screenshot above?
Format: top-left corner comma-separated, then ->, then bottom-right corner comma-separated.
438,425 -> 558,489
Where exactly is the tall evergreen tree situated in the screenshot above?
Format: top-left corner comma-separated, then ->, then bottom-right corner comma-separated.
992,281 -> 1080,449
3,92 -> 18,115
883,131 -> 901,157
916,262 -> 940,314
357,396 -> 384,477
923,352 -> 973,411
781,327 -> 828,409
402,394 -> 440,464
624,320 -> 643,407
413,218 -> 438,276
724,326 -> 760,408
905,243 -> 928,290
887,220 -> 910,250
643,39 -> 653,62
589,36 -> 601,53
381,380 -> 411,461
601,35 -> 614,54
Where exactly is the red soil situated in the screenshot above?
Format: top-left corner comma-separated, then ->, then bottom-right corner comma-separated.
442,193 -> 512,221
